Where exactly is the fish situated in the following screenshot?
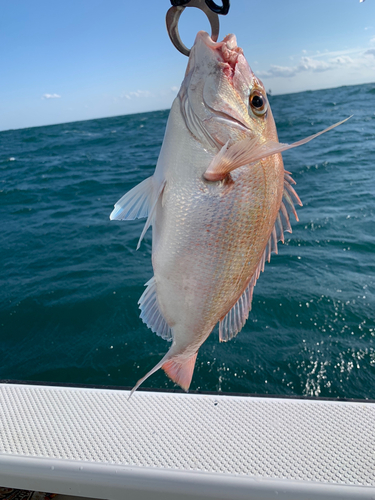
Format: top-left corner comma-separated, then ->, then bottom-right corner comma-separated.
110,31 -> 348,395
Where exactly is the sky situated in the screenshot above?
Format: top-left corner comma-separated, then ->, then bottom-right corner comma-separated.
0,0 -> 374,131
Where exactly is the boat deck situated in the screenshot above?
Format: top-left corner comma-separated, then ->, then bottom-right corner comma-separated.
0,383 -> 375,499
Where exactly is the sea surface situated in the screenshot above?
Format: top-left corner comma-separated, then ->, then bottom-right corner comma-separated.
1,83 -> 375,399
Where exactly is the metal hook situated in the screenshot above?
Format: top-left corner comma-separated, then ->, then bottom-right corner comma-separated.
205,1 -> 230,15
166,0 -> 220,57
170,0 -> 230,15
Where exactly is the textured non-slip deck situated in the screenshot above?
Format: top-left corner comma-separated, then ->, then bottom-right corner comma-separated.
0,383 -> 375,500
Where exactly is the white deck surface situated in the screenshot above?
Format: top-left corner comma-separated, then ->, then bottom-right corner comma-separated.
0,383 -> 375,499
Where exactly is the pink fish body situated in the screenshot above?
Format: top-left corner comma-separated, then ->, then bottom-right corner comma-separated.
111,32 -> 346,394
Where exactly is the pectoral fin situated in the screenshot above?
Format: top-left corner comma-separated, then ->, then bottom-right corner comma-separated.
204,117 -> 351,182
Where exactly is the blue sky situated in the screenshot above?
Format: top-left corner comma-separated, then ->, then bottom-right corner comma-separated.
1,0 -> 374,131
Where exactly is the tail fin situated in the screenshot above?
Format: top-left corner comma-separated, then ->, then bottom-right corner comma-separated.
162,353 -> 197,391
129,350 -> 198,399
129,355 -> 167,399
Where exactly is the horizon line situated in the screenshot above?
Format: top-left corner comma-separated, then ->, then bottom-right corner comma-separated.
1,80 -> 374,134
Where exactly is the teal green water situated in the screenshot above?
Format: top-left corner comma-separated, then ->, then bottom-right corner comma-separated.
1,83 -> 375,398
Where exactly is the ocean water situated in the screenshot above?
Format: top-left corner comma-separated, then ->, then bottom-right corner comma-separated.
1,82 -> 375,399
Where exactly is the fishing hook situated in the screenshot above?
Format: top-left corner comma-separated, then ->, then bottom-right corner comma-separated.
166,0 -> 230,56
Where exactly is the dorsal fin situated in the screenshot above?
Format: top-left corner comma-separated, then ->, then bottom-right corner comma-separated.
219,170 -> 302,342
219,274 -> 257,342
138,277 -> 173,342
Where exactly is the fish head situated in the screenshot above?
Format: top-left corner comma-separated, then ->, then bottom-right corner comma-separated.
180,31 -> 278,149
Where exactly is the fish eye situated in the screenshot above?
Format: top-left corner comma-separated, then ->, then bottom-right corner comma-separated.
249,90 -> 268,117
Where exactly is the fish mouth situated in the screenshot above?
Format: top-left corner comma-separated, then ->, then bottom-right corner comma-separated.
182,31 -> 252,141
195,31 -> 243,74
192,31 -> 251,134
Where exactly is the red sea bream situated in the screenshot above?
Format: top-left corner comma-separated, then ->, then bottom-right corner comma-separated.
110,31 -> 346,394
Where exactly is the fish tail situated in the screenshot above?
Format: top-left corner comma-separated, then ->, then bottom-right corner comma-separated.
162,352 -> 198,392
128,350 -> 198,399
128,354 -> 168,400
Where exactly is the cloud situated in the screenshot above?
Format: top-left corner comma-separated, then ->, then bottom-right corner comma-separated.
170,86 -> 179,92
259,56 -> 331,78
258,52 -> 363,79
333,55 -> 354,65
299,56 -> 331,72
259,65 -> 297,78
122,90 -> 151,100
42,93 -> 61,99
255,43 -> 375,96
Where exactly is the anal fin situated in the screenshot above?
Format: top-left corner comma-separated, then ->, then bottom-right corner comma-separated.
139,277 -> 172,341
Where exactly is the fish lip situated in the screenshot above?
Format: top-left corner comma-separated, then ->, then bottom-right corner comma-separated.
194,31 -> 236,50
194,31 -> 242,70
194,30 -> 224,50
